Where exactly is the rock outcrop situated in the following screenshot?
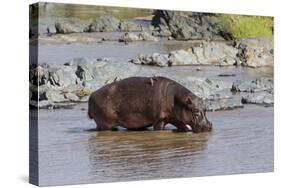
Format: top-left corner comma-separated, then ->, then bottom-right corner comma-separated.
30,57 -> 274,110
231,77 -> 274,106
84,16 -> 142,32
131,42 -> 239,66
235,38 -> 274,68
151,10 -> 224,40
119,32 -> 158,43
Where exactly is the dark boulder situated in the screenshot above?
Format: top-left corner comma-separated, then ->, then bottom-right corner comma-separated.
84,16 -> 120,32
151,10 -> 223,40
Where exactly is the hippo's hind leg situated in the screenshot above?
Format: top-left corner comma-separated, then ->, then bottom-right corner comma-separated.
95,120 -> 116,131
153,112 -> 168,131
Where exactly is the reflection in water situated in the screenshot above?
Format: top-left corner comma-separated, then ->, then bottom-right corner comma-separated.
37,104 -> 273,186
34,4 -> 274,184
86,131 -> 210,182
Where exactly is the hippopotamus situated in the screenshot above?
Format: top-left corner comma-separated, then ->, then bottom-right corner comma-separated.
88,76 -> 212,133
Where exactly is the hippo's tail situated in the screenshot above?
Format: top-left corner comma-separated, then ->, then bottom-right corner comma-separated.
88,93 -> 95,119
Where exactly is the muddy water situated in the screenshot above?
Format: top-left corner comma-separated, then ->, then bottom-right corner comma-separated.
36,33 -> 273,186
38,40 -> 202,63
37,104 -> 273,186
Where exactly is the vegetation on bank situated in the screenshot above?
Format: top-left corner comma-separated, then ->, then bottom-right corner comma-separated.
215,14 -> 273,39
36,2 -> 152,20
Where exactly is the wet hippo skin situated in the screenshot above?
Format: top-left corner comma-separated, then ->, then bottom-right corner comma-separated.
88,76 -> 212,133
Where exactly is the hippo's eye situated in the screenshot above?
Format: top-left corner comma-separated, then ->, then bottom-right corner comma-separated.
193,108 -> 199,113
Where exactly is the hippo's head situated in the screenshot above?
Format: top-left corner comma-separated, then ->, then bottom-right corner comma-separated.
173,94 -> 212,133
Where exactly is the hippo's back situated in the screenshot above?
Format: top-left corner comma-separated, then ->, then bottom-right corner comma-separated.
88,76 -> 171,121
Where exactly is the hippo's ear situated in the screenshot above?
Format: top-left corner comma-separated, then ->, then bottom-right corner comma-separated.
185,97 -> 192,105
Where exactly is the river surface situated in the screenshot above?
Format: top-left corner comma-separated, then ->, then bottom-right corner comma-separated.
37,39 -> 202,63
36,104 -> 273,186
35,31 -> 274,186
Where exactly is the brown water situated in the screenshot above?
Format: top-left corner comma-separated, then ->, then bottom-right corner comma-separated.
37,40 -> 202,63
34,36 -> 274,186
32,3 -> 274,186
33,38 -> 274,186
34,6 -> 274,184
36,104 -> 273,186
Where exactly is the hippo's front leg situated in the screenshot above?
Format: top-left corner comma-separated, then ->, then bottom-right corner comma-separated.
153,120 -> 165,130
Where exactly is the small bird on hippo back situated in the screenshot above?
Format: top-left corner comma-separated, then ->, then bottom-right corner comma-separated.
88,76 -> 212,133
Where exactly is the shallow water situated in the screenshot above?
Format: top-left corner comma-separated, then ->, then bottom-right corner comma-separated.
37,104 -> 273,186
38,40 -> 200,63
37,40 -> 273,83
35,30 -> 273,186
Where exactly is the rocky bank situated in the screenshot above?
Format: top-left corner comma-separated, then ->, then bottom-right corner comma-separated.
29,56 -> 273,111
130,39 -> 273,68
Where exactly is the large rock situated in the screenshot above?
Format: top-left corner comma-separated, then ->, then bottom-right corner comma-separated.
29,64 -> 49,86
67,58 -> 95,81
46,25 -> 56,35
205,98 -> 243,111
84,16 -> 143,32
64,92 -> 80,102
40,15 -> 89,35
91,61 -> 141,90
241,92 -> 274,106
30,100 -> 52,109
231,77 -> 273,92
45,90 -> 69,103
30,58 -> 95,90
29,59 -> 139,108
164,76 -> 232,100
168,49 -> 198,66
48,65 -> 78,87
236,38 -> 274,67
131,42 -> 238,66
231,77 -> 274,106
130,40 -> 272,68
54,22 -> 82,34
119,20 -> 142,32
131,53 -> 170,66
157,24 -> 172,37
151,10 -> 222,40
119,32 -> 158,43
119,32 -> 139,42
30,100 -> 76,109
193,42 -> 238,65
163,76 -> 241,111
84,16 -> 120,32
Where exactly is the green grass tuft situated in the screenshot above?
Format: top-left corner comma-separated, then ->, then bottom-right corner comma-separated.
215,14 -> 273,39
